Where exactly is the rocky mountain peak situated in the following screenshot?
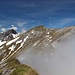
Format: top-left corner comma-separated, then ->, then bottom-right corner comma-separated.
4,29 -> 17,35
0,29 -> 17,41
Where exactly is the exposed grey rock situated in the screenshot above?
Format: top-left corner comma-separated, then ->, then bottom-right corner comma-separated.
0,29 -> 17,41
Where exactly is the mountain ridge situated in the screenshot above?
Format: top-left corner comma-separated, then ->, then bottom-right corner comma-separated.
0,25 -> 75,75
0,25 -> 75,63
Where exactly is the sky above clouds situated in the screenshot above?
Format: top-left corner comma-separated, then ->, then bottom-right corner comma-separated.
0,0 -> 75,32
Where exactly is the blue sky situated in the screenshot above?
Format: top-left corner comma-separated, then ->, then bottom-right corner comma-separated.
0,0 -> 75,32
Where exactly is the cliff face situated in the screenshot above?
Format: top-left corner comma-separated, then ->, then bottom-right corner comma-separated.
0,26 -> 75,75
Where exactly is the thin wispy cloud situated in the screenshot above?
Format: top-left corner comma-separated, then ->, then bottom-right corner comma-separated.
17,22 -> 27,27
0,0 -> 75,32
22,1 -> 66,18
50,18 -> 75,28
0,14 -> 7,18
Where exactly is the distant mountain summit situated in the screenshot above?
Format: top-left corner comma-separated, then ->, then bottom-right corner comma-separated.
0,29 -> 17,41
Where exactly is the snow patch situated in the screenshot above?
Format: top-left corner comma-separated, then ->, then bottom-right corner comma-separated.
6,37 -> 19,46
47,32 -> 50,34
12,34 -> 19,38
9,45 -> 15,51
24,36 -> 28,42
0,41 -> 6,46
0,46 -> 3,49
31,30 -> 34,33
17,36 -> 28,50
16,40 -> 22,44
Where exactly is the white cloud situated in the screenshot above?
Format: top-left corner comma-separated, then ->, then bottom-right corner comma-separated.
8,24 -> 18,30
1,25 -> 18,32
17,22 -> 27,33
17,22 -> 27,27
11,26 -> 17,30
11,24 -> 14,27
1,28 -> 7,32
